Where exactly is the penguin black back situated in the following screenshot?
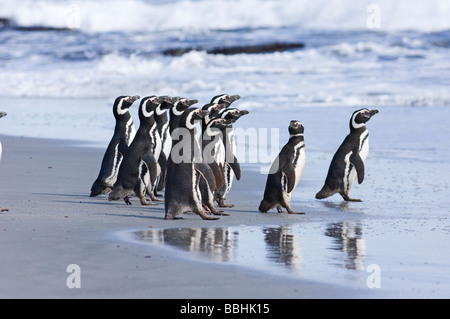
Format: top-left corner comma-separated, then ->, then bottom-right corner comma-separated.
90,95 -> 139,197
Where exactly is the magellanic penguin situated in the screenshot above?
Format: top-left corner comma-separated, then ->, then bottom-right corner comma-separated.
108,96 -> 161,205
215,107 -> 249,207
200,102 -> 228,188
0,112 -> 8,212
259,120 -> 306,214
315,108 -> 379,202
198,116 -> 234,216
90,95 -> 139,197
164,107 -> 219,220
154,96 -> 178,193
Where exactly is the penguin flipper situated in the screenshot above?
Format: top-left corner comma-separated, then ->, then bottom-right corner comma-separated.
350,151 -> 365,184
195,162 -> 216,191
282,163 -> 296,193
156,154 -> 167,191
208,162 -> 224,189
227,156 -> 241,180
142,152 -> 158,185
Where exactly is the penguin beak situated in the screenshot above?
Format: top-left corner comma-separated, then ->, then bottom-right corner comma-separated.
131,95 -> 140,102
228,95 -> 240,102
187,99 -> 198,106
369,109 -> 379,117
0,112 -> 6,118
239,110 -> 249,116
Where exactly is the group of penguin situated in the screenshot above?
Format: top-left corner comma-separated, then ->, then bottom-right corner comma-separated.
90,93 -> 378,220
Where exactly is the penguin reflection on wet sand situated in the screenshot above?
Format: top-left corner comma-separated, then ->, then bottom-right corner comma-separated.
316,108 -> 378,202
259,120 -> 306,214
0,112 -> 8,212
90,95 -> 139,197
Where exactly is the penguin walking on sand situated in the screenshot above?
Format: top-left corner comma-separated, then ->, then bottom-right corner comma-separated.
154,96 -> 178,194
259,120 -> 306,214
200,102 -> 228,189
90,95 -> 139,197
0,111 -> 8,212
316,108 -> 379,202
108,96 -> 161,205
164,107 -> 220,220
215,107 -> 249,207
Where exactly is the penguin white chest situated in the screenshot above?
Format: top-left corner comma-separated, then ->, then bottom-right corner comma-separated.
292,142 -> 306,190
359,130 -> 369,163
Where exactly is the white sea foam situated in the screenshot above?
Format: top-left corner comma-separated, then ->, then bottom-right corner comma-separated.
1,0 -> 450,32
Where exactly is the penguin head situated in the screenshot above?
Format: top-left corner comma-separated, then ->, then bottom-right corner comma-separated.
210,94 -> 240,105
139,95 -> 160,121
220,108 -> 249,121
205,118 -> 235,136
289,120 -> 304,137
202,103 -> 228,124
171,98 -> 198,117
350,108 -> 379,131
156,97 -> 175,116
113,95 -> 140,117
180,107 -> 208,130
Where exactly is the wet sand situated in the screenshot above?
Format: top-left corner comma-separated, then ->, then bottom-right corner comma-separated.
0,105 -> 449,299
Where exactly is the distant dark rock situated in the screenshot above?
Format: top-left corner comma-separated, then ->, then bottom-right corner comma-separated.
163,42 -> 305,56
0,17 -> 74,32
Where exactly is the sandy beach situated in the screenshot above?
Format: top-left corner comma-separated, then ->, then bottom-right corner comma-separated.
0,105 -> 449,300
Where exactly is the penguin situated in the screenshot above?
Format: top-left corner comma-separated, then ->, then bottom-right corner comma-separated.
164,107 -> 219,220
215,107 -> 249,207
200,102 -> 228,188
108,96 -> 161,205
315,108 -> 379,202
199,117 -> 234,216
90,95 -> 139,197
259,120 -> 306,214
154,96 -> 178,193
0,111 -> 8,212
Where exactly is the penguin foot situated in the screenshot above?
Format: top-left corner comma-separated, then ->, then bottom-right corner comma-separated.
217,198 -> 234,208
286,208 -> 305,215
211,208 -> 229,216
124,197 -> 132,205
150,196 -> 164,202
341,193 -> 362,202
197,210 -> 220,220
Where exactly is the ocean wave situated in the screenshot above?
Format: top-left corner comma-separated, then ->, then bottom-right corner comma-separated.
1,0 -> 450,33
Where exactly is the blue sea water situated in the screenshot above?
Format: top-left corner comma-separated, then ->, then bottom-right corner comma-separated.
1,0 -> 450,106
1,0 -> 450,142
